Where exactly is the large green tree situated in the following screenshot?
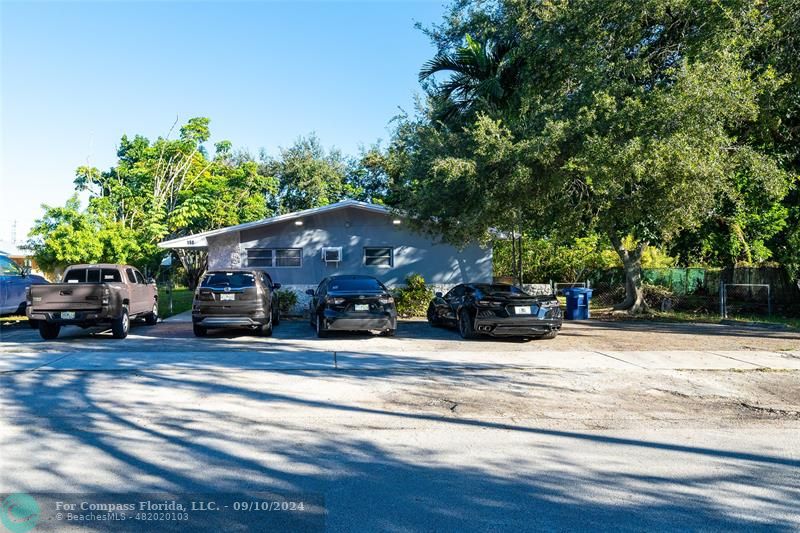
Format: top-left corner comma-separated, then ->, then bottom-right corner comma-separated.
388,0 -> 796,313
34,118 -> 279,287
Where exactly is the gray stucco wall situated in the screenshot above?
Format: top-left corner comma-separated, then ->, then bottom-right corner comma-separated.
209,206 -> 492,287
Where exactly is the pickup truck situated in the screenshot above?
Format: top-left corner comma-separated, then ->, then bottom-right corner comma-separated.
26,264 -> 159,340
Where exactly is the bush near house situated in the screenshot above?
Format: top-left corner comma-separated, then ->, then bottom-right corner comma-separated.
393,274 -> 434,318
274,288 -> 299,316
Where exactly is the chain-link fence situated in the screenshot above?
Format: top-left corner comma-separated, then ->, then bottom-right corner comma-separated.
546,266 -> 799,318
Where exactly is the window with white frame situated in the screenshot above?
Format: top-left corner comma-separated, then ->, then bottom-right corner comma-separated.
364,247 -> 393,267
275,248 -> 302,267
246,248 -> 274,267
245,248 -> 302,268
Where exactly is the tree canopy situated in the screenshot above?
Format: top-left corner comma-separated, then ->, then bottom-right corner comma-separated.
28,119 -> 389,286
385,0 -> 799,312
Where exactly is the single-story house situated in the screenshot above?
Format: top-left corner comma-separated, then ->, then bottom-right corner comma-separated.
158,200 -> 492,312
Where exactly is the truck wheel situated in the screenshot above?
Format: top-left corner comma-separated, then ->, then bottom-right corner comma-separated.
145,302 -> 159,326
272,306 -> 281,326
458,309 -> 477,339
112,307 -> 129,339
38,322 -> 61,340
193,324 -> 207,337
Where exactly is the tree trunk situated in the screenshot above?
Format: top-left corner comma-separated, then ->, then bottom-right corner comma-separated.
176,248 -> 208,291
609,233 -> 649,314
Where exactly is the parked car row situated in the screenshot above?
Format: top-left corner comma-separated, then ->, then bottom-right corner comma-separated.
25,264 -> 563,341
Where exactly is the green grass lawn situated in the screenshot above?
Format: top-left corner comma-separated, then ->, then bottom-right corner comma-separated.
158,287 -> 193,318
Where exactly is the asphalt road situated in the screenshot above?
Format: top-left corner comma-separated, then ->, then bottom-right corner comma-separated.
1,317 -> 799,531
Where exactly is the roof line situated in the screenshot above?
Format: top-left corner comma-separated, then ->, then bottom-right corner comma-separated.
158,200 -> 391,248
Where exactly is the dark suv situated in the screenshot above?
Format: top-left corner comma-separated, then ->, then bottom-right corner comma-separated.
192,270 -> 280,337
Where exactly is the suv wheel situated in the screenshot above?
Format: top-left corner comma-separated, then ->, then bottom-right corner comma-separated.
259,317 -> 273,337
458,309 -> 477,339
38,322 -> 61,340
112,307 -> 130,339
193,323 -> 207,337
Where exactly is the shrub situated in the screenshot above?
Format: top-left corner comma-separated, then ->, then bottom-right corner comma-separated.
274,288 -> 299,316
393,274 -> 434,318
643,283 -> 676,310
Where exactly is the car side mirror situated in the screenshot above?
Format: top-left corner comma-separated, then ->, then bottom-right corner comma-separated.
273,283 -> 282,290
435,292 -> 443,298
147,278 -> 156,285
306,289 -> 315,296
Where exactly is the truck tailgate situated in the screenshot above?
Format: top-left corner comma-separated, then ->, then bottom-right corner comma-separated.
29,283 -> 105,311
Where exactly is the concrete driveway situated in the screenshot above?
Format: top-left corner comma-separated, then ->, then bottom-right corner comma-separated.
1,316 -> 799,531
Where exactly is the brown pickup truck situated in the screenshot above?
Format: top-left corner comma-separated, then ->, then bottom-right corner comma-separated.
26,264 -> 159,340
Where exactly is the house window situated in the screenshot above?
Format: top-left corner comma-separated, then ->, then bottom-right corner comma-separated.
246,248 -> 273,267
245,248 -> 302,268
275,248 -> 302,268
364,247 -> 393,267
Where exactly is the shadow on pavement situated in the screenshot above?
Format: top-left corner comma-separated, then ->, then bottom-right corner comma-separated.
2,367 -> 798,531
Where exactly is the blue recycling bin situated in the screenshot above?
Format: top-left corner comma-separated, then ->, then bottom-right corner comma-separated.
560,287 -> 593,320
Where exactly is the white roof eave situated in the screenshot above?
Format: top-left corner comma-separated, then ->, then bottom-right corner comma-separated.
158,200 -> 392,249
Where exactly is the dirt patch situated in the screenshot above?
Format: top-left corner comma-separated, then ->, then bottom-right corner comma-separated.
377,368 -> 800,429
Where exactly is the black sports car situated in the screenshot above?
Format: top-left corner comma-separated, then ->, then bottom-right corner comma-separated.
307,275 -> 397,337
427,283 -> 562,339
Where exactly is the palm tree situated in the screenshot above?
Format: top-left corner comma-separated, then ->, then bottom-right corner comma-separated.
419,34 -> 521,125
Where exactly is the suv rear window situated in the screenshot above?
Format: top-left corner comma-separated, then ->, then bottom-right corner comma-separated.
201,272 -> 256,289
328,277 -> 384,292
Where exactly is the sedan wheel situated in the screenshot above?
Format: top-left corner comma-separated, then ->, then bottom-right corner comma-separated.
316,314 -> 328,338
426,303 -> 442,327
458,309 -> 477,339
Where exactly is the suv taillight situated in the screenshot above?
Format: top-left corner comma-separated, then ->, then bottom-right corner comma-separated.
196,289 -> 214,301
25,286 -> 32,305
102,287 -> 110,305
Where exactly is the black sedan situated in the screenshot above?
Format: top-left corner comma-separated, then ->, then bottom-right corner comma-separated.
307,275 -> 397,337
427,283 -> 562,339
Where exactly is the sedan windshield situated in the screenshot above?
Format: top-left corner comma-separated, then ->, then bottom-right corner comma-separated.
329,277 -> 384,292
201,272 -> 255,288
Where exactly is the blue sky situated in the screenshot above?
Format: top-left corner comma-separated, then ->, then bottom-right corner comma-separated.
0,0 -> 445,241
